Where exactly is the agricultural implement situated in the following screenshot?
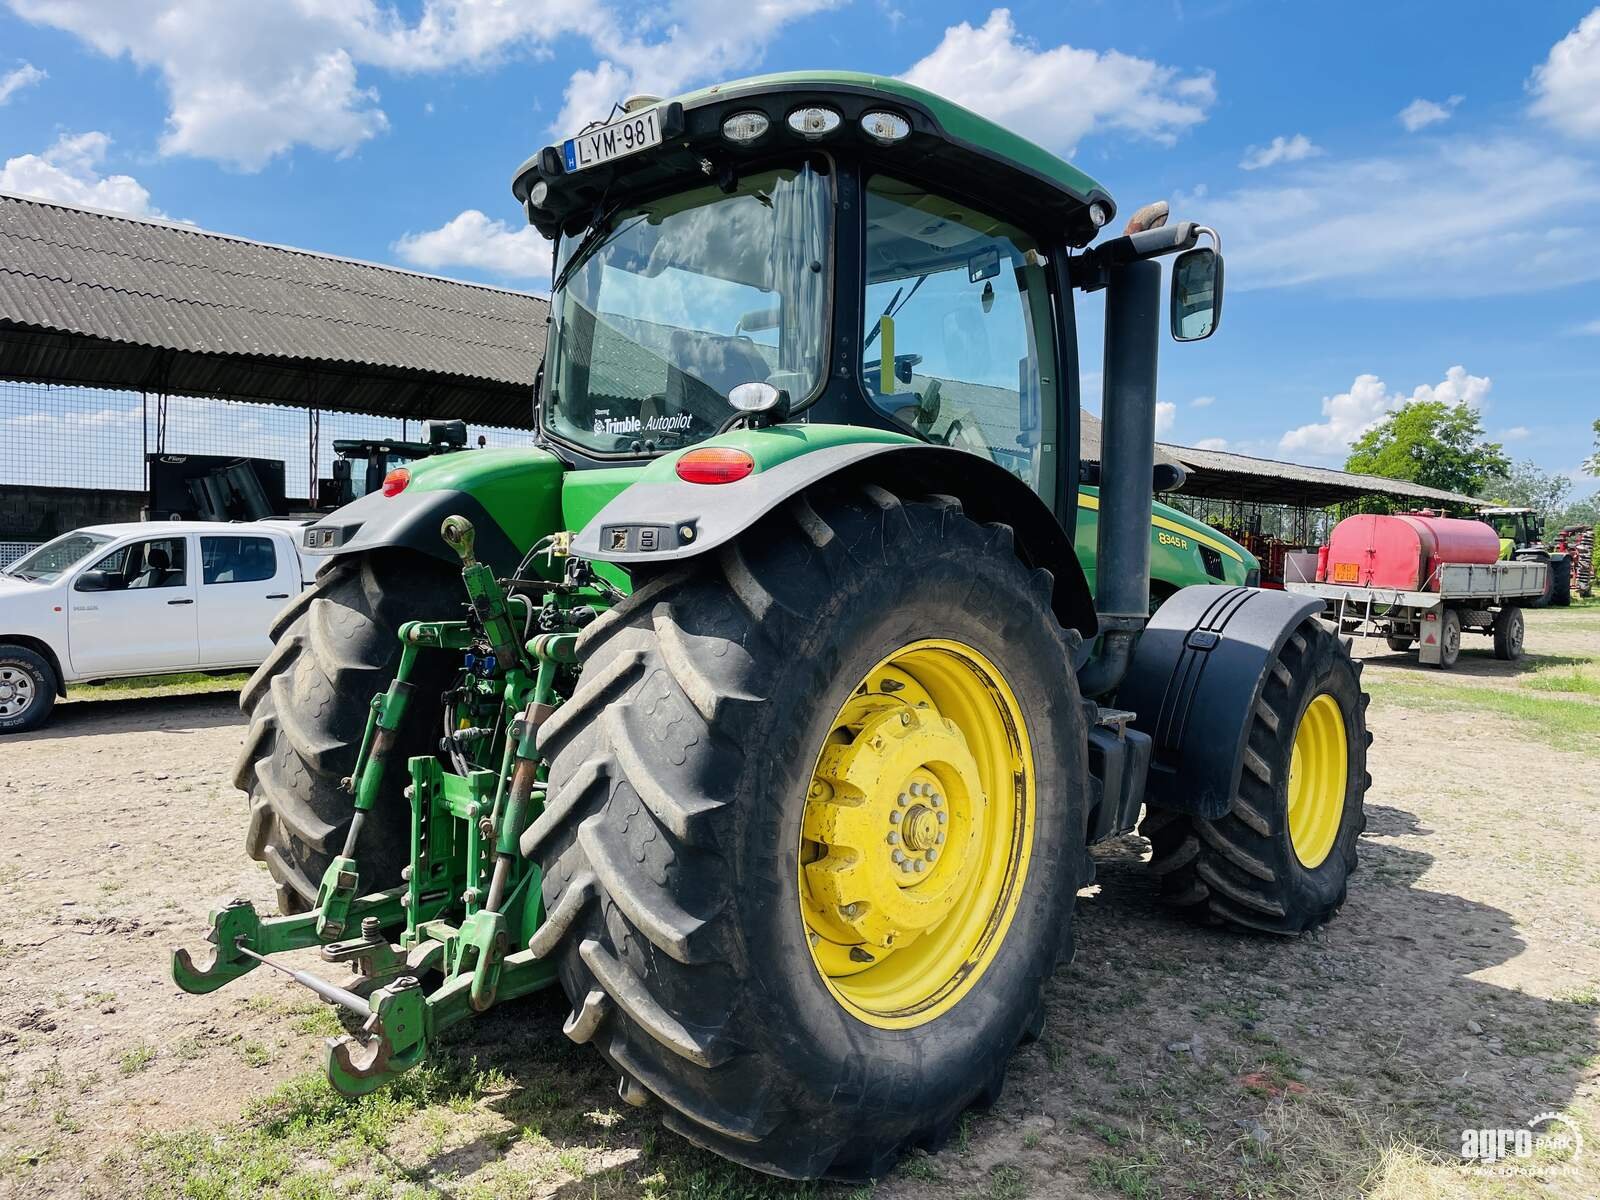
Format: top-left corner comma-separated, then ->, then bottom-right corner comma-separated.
175,71 -> 1368,1180
1287,510 -> 1546,667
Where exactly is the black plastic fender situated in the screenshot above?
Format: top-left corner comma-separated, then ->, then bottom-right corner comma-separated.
1118,585 -> 1323,820
570,442 -> 1098,638
299,487 -> 521,574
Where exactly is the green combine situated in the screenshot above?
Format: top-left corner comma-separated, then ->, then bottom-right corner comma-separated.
175,72 -> 1365,1181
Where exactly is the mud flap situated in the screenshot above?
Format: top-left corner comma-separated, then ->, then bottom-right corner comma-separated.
1117,585 -> 1322,821
1416,602 -> 1444,666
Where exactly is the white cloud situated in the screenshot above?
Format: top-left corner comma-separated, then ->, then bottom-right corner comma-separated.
1191,136 -> 1600,295
1192,436 -> 1229,451
0,131 -> 160,217
1239,133 -> 1319,170
1190,395 -> 1215,408
0,60 -> 46,104
1529,7 -> 1600,140
1279,365 -> 1491,460
5,1 -> 604,170
1155,400 -> 1176,436
899,9 -> 1215,155
1398,95 -> 1462,132
392,210 -> 552,282
554,0 -> 845,132
1578,318 -> 1600,335
1498,426 -> 1530,441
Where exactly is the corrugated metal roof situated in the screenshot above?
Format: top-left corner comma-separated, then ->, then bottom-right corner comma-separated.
0,192 -> 548,423
1158,440 -> 1482,507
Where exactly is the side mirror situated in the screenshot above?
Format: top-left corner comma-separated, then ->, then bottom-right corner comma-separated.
1152,462 -> 1188,493
75,570 -> 114,592
1171,245 -> 1223,341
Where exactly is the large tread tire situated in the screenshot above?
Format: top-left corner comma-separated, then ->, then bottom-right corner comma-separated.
1141,617 -> 1370,934
1527,555 -> 1555,608
234,550 -> 456,913
1550,556 -> 1572,607
530,483 -> 1088,1180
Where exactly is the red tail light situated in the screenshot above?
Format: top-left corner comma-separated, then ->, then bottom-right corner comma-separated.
381,467 -> 410,497
675,447 -> 754,484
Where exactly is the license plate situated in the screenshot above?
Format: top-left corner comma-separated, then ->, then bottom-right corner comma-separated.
563,108 -> 662,173
1333,562 -> 1358,583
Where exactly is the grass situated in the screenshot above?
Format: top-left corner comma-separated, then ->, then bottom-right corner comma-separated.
118,1044 -> 156,1075
1369,678 -> 1600,755
65,671 -> 248,703
1524,662 -> 1600,694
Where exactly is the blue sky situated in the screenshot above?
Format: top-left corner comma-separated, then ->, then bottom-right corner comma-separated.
1,1 -> 1597,492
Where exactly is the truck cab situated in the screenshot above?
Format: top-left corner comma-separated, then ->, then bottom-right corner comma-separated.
0,521 -> 313,732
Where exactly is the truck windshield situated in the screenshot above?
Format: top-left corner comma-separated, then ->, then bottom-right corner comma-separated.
4,532 -> 113,582
542,161 -> 831,456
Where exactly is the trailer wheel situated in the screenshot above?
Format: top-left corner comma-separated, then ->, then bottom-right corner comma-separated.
530,485 -> 1086,1180
1492,606 -> 1525,661
234,551 -> 456,913
1141,616 -> 1368,934
1436,608 -> 1462,669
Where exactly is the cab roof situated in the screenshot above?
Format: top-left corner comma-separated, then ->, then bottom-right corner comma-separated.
513,70 -> 1115,246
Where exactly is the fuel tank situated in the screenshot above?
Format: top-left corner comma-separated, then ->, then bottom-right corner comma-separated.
1325,512 -> 1501,591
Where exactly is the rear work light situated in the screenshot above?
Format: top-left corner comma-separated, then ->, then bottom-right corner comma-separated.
675,447 -> 754,484
381,467 -> 410,497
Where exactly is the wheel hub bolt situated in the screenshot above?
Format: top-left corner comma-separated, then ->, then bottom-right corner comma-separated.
900,711 -> 912,726
926,849 -> 938,862
886,832 -> 899,845
890,850 -> 905,865
897,793 -> 909,807
888,810 -> 902,824
913,860 -> 925,873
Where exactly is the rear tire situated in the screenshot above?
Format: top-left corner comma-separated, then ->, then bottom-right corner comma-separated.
0,644 -> 56,734
1550,556 -> 1572,607
234,551 -> 456,913
530,484 -> 1087,1180
1527,555 -> 1555,608
1141,617 -> 1369,934
1492,606 -> 1525,661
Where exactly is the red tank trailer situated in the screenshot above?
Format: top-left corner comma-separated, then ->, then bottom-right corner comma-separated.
1292,510 -> 1548,668
1322,512 -> 1501,591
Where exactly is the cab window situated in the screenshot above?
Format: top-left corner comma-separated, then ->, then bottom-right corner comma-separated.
201,536 -> 277,585
861,176 -> 1058,496
77,538 -> 188,590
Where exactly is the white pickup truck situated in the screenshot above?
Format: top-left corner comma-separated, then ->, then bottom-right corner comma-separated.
0,521 -> 315,732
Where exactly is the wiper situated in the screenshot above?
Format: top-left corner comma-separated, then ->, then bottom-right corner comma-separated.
862,272 -> 931,351
551,208 -> 646,295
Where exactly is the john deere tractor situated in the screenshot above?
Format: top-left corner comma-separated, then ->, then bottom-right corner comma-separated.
175,72 -> 1367,1180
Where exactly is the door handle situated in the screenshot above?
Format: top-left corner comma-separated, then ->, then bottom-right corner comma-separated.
265,593 -> 289,600
167,598 -> 195,605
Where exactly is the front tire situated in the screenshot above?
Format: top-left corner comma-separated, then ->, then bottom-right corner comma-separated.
234,551 -> 456,913
1141,617 -> 1369,934
529,484 -> 1087,1179
0,644 -> 56,734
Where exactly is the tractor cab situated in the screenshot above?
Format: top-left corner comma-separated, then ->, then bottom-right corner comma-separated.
325,419 -> 473,508
516,73 -> 1221,529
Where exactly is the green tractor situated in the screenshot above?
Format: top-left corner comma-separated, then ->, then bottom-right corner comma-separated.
175,72 -> 1365,1180
1477,505 -> 1572,607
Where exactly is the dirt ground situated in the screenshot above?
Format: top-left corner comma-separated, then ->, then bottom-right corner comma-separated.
2,607 -> 1597,1200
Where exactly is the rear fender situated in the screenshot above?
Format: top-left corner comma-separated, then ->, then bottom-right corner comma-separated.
1118,585 -> 1323,820
571,439 -> 1098,639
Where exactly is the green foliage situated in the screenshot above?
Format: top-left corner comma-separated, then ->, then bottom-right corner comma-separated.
1482,459 -> 1572,518
1586,417 -> 1600,477
1344,400 -> 1509,496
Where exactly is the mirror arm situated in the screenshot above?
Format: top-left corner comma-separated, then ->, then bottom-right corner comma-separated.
1070,221 -> 1205,292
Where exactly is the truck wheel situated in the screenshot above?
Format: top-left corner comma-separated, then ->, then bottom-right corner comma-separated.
0,644 -> 57,734
234,550 -> 456,914
1385,634 -> 1413,653
1141,617 -> 1369,934
1527,555 -> 1555,608
530,485 -> 1087,1180
1437,608 -> 1462,669
1492,606 -> 1525,661
1550,557 -> 1572,607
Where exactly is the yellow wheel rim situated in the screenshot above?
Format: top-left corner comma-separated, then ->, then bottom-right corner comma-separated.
798,639 -> 1034,1029
1286,693 -> 1348,868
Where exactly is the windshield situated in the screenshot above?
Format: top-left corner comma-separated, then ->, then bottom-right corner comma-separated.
4,532 -> 113,582
542,161 -> 831,456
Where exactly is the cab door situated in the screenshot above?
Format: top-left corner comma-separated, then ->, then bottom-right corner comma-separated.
196,533 -> 293,667
68,534 -> 200,675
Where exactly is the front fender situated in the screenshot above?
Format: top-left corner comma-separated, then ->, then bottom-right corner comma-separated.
1118,585 -> 1323,820
571,430 -> 1097,638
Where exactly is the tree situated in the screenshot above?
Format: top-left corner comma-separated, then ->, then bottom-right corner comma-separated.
1482,459 -> 1571,518
1345,400 -> 1510,497
1585,418 -> 1600,477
